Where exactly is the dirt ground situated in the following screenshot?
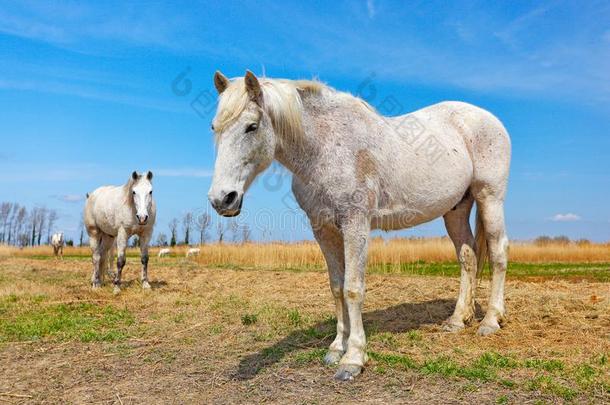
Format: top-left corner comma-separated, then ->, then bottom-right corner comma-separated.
0,256 -> 608,404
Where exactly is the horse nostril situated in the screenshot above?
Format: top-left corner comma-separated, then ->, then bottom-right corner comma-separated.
223,191 -> 238,207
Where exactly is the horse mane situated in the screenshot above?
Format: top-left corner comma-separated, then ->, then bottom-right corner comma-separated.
214,77 -> 330,145
123,176 -> 138,207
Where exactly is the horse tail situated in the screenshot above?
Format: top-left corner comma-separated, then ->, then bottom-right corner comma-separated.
475,206 -> 488,278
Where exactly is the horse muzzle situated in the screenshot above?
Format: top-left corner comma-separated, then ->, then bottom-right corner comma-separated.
209,190 -> 243,217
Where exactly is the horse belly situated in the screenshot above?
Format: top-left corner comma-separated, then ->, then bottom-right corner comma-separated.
372,140 -> 473,231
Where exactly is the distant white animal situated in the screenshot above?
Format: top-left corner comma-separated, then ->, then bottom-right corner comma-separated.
186,247 -> 200,257
84,171 -> 156,293
158,248 -> 171,257
208,71 -> 511,380
50,232 -> 64,259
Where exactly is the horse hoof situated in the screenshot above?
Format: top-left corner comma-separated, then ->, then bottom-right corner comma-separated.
334,364 -> 362,381
442,319 -> 465,332
113,286 -> 121,295
324,350 -> 343,366
477,322 -> 500,336
142,281 -> 151,290
91,283 -> 101,290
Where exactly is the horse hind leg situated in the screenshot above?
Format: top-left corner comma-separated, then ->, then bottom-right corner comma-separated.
89,233 -> 103,289
97,234 -> 114,284
473,193 -> 509,336
106,241 -> 116,280
442,192 -> 477,332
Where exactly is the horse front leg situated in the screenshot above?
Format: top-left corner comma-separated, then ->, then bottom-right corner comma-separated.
335,215 -> 370,381
113,229 -> 128,294
139,232 -> 151,290
312,223 -> 347,366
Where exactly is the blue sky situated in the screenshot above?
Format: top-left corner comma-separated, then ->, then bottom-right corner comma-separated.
0,0 -> 609,242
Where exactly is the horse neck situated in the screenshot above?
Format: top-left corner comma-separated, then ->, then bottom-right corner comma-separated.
273,92 -> 332,182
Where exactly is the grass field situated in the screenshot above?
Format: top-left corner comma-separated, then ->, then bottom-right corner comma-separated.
0,241 -> 609,403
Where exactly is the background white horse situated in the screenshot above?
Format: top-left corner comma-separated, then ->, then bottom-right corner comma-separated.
50,232 -> 64,259
158,248 -> 171,257
208,71 -> 511,381
186,247 -> 200,257
84,171 -> 156,293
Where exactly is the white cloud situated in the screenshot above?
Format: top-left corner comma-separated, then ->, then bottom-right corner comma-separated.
155,168 -> 213,178
54,194 -> 86,203
551,213 -> 581,222
366,0 -> 376,19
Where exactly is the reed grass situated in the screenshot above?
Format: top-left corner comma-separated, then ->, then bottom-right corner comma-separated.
2,238 -> 608,266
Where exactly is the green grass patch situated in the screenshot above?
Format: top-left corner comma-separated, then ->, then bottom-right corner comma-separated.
368,261 -> 610,281
524,358 -> 564,372
293,348 -> 326,365
368,349 -> 608,401
0,296 -> 134,342
527,375 -> 578,401
241,313 -> 258,325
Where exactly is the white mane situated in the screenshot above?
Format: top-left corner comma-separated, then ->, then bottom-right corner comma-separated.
214,78 -> 328,145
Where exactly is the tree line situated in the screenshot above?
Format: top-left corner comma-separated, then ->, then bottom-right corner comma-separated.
0,202 -> 60,247
155,212 -> 252,247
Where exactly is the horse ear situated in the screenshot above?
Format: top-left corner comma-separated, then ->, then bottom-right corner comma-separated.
146,171 -> 153,181
214,71 -> 230,94
244,70 -> 261,103
132,171 -> 139,181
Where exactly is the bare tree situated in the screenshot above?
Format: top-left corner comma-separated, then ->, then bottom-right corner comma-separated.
47,209 -> 59,244
216,221 -> 225,244
0,202 -> 11,243
241,224 -> 252,244
29,208 -> 39,246
6,203 -> 18,245
228,220 -> 239,243
156,233 -> 168,246
14,206 -> 27,247
36,207 -> 47,246
168,218 -> 178,247
182,212 -> 193,245
195,213 -> 211,245
78,217 -> 85,247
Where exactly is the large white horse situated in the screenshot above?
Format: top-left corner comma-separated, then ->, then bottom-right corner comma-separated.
84,171 -> 156,293
208,71 -> 511,381
50,232 -> 64,259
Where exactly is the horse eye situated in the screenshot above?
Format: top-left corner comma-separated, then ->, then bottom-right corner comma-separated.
132,191 -> 136,195
210,123 -> 215,131
245,123 -> 258,133
149,191 -> 153,195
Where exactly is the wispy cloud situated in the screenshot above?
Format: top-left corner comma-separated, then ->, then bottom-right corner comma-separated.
0,3 -> 191,50
155,168 -> 213,178
0,78 -> 187,114
551,213 -> 581,222
53,194 -> 86,203
366,0 -> 376,19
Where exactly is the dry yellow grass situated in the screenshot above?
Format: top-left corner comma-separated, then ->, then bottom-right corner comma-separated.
2,238 -> 609,265
193,238 -> 610,268
0,256 -> 608,403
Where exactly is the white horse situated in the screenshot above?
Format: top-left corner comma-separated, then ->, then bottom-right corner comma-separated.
186,247 -> 200,257
158,248 -> 171,257
50,232 -> 64,259
208,71 -> 511,381
84,171 -> 156,293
